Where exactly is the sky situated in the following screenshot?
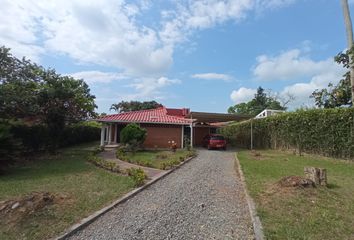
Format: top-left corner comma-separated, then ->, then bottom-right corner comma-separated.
1,0 -> 352,113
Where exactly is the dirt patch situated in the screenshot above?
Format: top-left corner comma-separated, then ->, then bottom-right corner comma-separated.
278,176 -> 315,188
0,192 -> 73,226
249,150 -> 265,160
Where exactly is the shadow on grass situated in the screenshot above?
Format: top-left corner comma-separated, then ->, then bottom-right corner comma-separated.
326,183 -> 341,189
0,142 -> 99,182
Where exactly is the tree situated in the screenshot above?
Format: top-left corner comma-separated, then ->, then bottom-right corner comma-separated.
228,87 -> 286,115
341,0 -> 354,105
0,46 -> 97,152
311,51 -> 352,108
37,71 -> 97,151
110,100 -> 162,113
0,46 -> 42,118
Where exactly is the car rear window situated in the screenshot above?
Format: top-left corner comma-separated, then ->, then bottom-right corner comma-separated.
210,136 -> 225,140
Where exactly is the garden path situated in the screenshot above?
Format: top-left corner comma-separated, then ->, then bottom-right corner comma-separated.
99,149 -> 166,179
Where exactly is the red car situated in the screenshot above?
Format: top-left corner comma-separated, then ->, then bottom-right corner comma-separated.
203,134 -> 227,150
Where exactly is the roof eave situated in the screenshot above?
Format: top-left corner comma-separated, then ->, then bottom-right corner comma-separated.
96,119 -> 193,125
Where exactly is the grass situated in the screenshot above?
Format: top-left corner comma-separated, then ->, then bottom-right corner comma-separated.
0,142 -> 135,240
119,149 -> 195,169
237,150 -> 354,240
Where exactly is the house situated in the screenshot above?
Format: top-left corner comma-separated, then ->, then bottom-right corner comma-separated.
255,109 -> 285,119
97,106 -> 250,148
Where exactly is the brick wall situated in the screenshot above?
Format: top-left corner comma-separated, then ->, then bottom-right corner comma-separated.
193,127 -> 210,146
141,124 -> 182,148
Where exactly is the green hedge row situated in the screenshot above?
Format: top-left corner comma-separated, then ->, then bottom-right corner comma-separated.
10,123 -> 100,153
220,108 -> 354,159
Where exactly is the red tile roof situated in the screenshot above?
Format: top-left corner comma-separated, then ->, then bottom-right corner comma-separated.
97,107 -> 193,125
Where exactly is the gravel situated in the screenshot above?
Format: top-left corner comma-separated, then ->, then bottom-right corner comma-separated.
67,149 -> 254,240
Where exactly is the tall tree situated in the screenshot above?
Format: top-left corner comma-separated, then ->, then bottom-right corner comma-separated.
0,46 -> 97,152
110,100 -> 162,113
341,0 -> 354,104
228,87 -> 286,115
311,51 -> 352,107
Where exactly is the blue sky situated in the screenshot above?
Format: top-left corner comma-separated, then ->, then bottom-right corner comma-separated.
1,0 -> 352,113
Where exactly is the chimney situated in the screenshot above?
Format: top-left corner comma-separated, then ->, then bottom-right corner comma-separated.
182,108 -> 190,116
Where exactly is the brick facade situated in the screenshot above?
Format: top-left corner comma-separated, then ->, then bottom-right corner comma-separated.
193,127 -> 210,146
141,123 -> 182,149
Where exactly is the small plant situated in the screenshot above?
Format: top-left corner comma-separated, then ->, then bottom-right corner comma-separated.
116,147 -> 127,160
92,146 -> 104,155
127,168 -> 147,186
184,136 -> 191,151
186,149 -> 197,158
168,140 -> 177,152
156,152 -> 169,159
88,154 -> 120,173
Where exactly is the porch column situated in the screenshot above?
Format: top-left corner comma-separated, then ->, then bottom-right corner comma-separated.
100,125 -> 105,147
181,126 -> 184,149
114,124 -> 118,144
108,124 -> 112,144
190,123 -> 193,148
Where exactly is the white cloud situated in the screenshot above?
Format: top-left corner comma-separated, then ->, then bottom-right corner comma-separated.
159,0 -> 296,46
129,77 -> 181,99
256,0 -> 296,10
253,48 -> 342,81
252,46 -> 346,108
230,87 -> 256,103
69,71 -> 127,84
0,0 -> 297,76
191,73 -> 232,81
280,70 -> 346,108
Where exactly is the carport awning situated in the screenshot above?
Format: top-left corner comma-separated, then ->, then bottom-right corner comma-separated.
187,111 -> 252,123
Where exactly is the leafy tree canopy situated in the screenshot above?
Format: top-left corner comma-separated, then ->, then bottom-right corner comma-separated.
0,46 -> 97,151
110,100 -> 162,113
311,50 -> 352,108
228,87 -> 286,115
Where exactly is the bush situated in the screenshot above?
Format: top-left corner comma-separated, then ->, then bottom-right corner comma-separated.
120,123 -> 146,152
116,147 -> 127,160
88,154 -> 120,173
92,146 -> 104,155
0,122 -> 22,172
0,121 -> 101,170
60,123 -> 100,147
126,168 -> 147,186
184,136 -> 191,151
220,108 -> 354,159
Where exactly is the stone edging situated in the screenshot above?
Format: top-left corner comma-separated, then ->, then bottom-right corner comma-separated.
235,153 -> 264,240
54,154 -> 197,240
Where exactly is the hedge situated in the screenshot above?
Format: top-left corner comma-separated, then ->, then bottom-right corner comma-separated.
220,108 -> 354,159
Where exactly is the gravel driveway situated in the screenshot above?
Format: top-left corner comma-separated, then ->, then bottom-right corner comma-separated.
67,149 -> 254,240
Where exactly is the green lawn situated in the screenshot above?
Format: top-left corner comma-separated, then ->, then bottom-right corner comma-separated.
237,150 -> 354,240
0,142 -> 135,240
119,149 -> 196,169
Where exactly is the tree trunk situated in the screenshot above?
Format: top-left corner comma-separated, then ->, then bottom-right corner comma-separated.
304,167 -> 327,186
341,0 -> 354,105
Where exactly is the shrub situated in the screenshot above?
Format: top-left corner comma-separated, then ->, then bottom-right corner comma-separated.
92,146 -> 104,155
126,168 -> 147,186
116,147 -> 127,160
0,122 -> 22,172
156,152 -> 169,159
88,154 -> 120,173
184,136 -> 191,151
120,123 -> 146,152
220,108 -> 354,159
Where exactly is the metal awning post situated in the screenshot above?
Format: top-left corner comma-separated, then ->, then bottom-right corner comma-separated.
250,120 -> 253,150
